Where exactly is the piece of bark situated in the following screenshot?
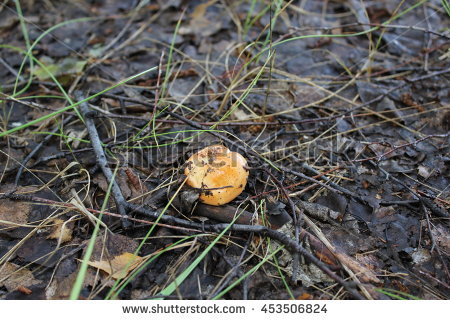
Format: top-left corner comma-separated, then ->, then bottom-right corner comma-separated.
300,230 -> 340,270
194,203 -> 258,225
174,190 -> 291,229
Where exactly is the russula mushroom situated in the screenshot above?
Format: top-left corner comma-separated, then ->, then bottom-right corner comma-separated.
184,145 -> 248,206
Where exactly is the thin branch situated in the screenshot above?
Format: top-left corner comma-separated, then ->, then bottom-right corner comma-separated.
353,133 -> 450,163
289,23 -> 450,40
75,91 -> 130,228
15,115 -> 74,186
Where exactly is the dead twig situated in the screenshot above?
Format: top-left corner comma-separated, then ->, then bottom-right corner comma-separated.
75,91 -> 130,229
14,115 -> 74,186
289,23 -> 450,40
250,165 -> 301,283
353,133 -> 450,163
420,203 -> 450,281
370,160 -> 449,219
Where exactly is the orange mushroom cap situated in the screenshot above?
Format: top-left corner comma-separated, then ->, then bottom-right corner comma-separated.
184,145 -> 249,206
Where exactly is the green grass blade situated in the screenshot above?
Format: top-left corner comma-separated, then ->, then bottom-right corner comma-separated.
12,16 -> 96,97
0,66 -> 157,138
212,245 -> 284,300
273,254 -> 295,299
155,210 -> 247,299
105,234 -> 206,300
375,288 -> 421,300
69,166 -> 119,300
106,179 -> 189,299
13,0 -> 33,95
442,0 -> 450,16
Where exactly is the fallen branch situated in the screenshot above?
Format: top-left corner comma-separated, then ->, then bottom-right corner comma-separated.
75,91 -> 130,229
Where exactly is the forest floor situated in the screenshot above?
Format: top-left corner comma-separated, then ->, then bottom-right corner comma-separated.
0,0 -> 449,300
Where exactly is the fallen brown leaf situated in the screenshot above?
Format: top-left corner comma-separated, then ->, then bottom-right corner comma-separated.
47,218 -> 73,243
85,252 -> 143,279
0,262 -> 42,292
0,185 -> 36,228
